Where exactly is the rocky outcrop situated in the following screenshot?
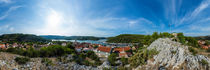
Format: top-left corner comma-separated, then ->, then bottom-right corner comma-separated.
136,38 -> 210,70
0,52 -> 110,70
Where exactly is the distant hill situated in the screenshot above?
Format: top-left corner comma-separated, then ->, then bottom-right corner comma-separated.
106,34 -> 145,43
194,35 -> 210,40
39,35 -> 67,40
0,34 -> 50,43
40,35 -> 106,40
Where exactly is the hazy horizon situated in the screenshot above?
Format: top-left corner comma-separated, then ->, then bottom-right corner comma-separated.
1,0 -> 210,36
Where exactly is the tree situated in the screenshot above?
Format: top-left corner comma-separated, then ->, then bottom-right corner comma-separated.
185,37 -> 199,48
177,33 -> 186,44
152,32 -> 159,40
207,48 -> 210,52
120,57 -> 128,66
143,35 -> 152,45
108,53 -> 118,66
129,49 -> 159,68
15,57 -> 30,64
162,32 -> 171,38
66,43 -> 74,49
159,32 -> 163,38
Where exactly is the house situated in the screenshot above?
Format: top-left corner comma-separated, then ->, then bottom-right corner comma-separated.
113,47 -> 132,58
61,42 -> 67,46
75,45 -> 84,52
75,43 -> 92,52
197,40 -> 210,49
113,46 -> 131,53
119,51 -> 128,58
198,40 -> 206,45
202,46 -> 209,49
83,47 -> 94,52
172,33 -> 178,38
12,43 -> 18,48
0,44 -> 6,49
96,46 -> 112,57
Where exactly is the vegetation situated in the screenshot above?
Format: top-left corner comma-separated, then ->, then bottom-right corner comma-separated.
120,57 -> 128,66
74,51 -> 102,66
5,44 -> 76,58
129,48 -> 159,68
171,50 -> 177,54
108,53 -> 118,66
207,48 -> 210,52
117,66 -> 131,70
0,33 -> 50,43
195,35 -> 210,40
103,67 -> 113,70
107,32 -> 200,49
188,47 -> 198,55
106,34 -> 145,43
39,45 -> 75,57
185,36 -> 199,48
15,57 -> 30,64
199,59 -> 208,65
41,58 -> 53,66
5,43 -> 101,66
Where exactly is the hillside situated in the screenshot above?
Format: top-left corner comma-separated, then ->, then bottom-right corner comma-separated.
0,34 -> 50,43
40,35 -> 67,39
106,34 -> 145,43
195,35 -> 210,40
130,38 -> 210,70
40,35 -> 106,40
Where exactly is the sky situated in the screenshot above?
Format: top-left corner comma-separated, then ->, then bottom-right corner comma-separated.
0,0 -> 210,37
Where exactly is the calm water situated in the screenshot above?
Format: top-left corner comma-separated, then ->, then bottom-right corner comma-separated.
52,39 -> 107,45
52,39 -> 135,47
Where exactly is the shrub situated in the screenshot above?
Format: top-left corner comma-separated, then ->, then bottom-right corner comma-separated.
120,57 -> 128,66
41,58 -> 53,66
188,47 -> 198,55
199,59 -> 208,65
147,48 -> 159,58
23,47 -> 40,58
117,66 -> 131,70
207,48 -> 210,52
171,51 -> 176,54
0,49 -> 5,52
39,45 -> 75,57
103,67 -> 112,70
15,57 -> 30,64
108,53 -> 118,66
129,48 -> 159,68
84,60 -> 91,66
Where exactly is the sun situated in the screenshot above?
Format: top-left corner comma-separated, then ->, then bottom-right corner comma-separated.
44,9 -> 64,35
47,9 -> 62,28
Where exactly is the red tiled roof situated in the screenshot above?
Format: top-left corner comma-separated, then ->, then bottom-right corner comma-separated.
0,44 -> 4,45
97,46 -> 112,53
202,46 -> 208,49
119,53 -> 126,56
114,47 -> 131,52
0,44 -> 6,49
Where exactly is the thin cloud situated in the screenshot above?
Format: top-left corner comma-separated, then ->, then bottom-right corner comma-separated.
177,0 -> 210,26
0,6 -> 22,20
0,0 -> 11,3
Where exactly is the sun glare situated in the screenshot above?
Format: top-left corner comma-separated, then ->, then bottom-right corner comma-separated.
47,10 -> 62,27
44,9 -> 63,35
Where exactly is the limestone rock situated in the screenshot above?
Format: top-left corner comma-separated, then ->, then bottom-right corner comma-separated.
136,38 -> 210,70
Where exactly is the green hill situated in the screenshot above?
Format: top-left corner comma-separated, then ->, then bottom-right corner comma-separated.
194,35 -> 210,40
0,34 -> 50,43
106,34 -> 145,43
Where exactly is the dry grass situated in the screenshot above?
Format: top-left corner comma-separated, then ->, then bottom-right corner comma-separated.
195,48 -> 210,58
